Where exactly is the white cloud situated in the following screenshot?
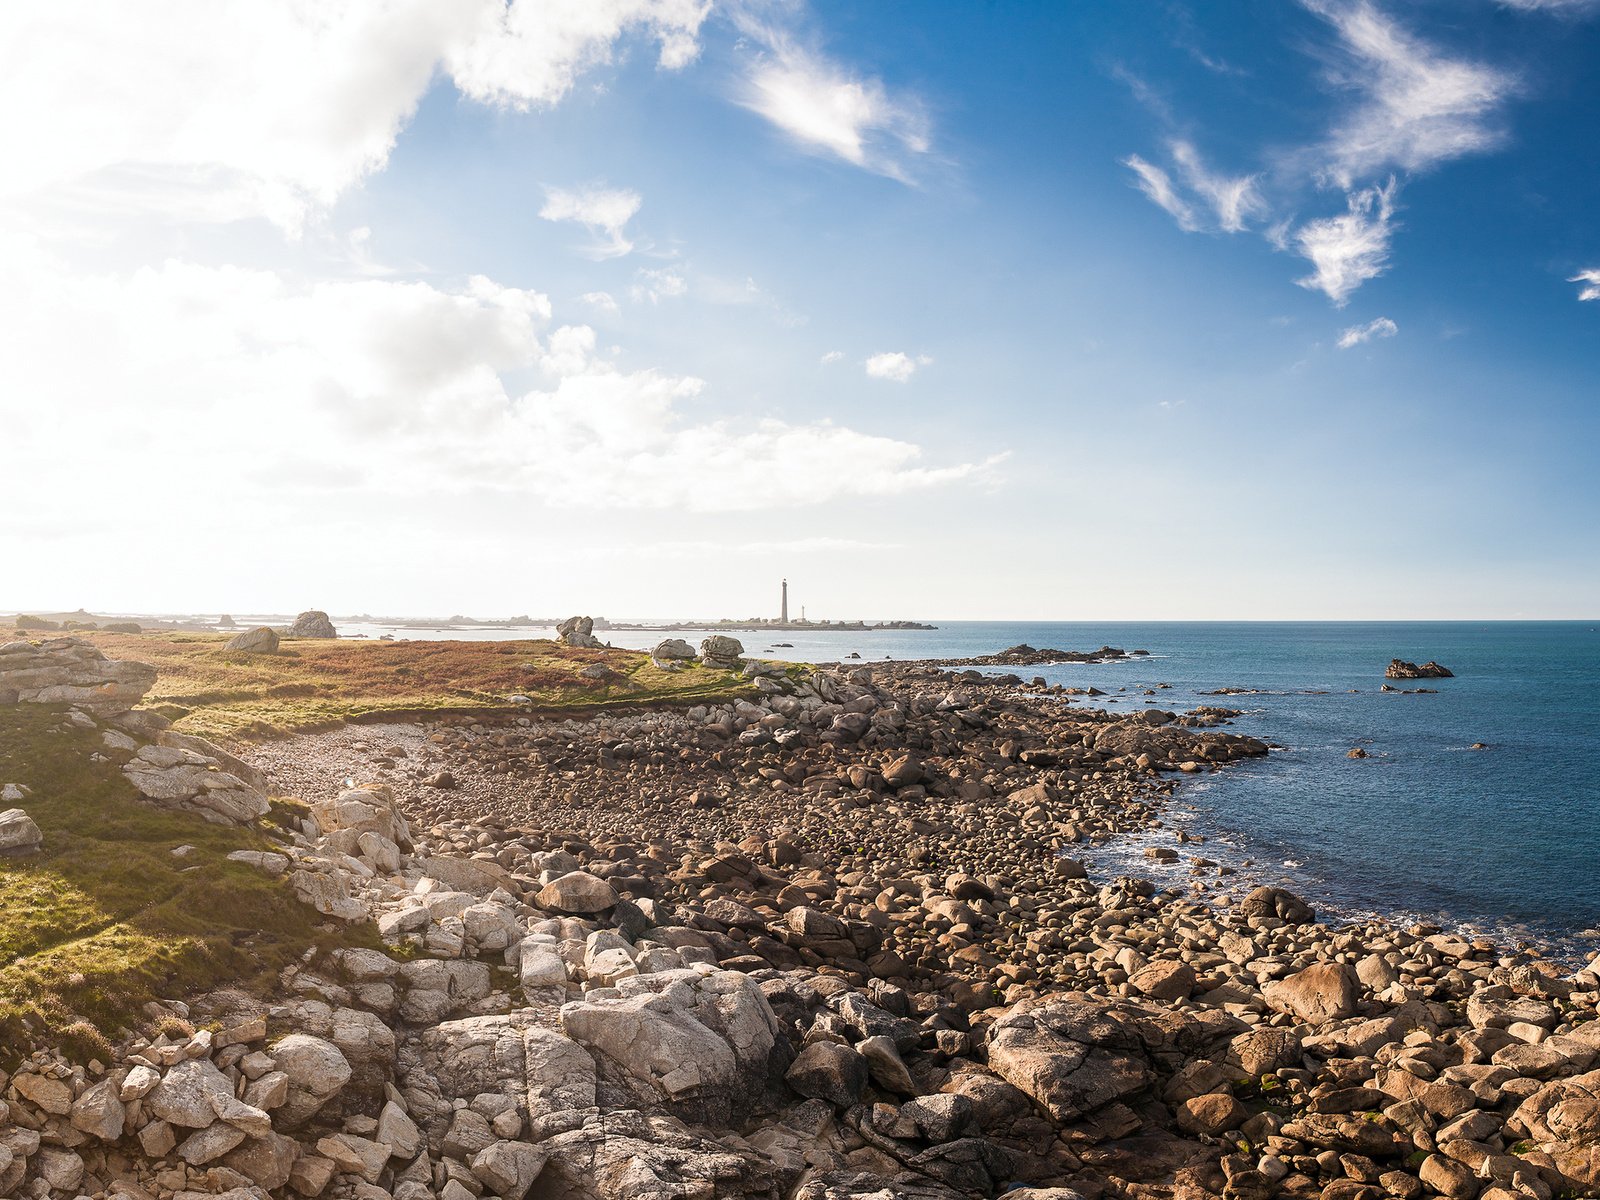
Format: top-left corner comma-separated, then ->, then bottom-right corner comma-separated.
1124,155 -> 1199,232
1169,142 -> 1265,233
630,266 -> 688,304
865,351 -> 931,382
1569,269 -> 1600,301
1495,0 -> 1600,11
1304,0 -> 1514,186
734,15 -> 930,182
0,0 -> 709,234
581,291 -> 621,314
0,237 -> 996,517
1337,316 -> 1399,348
820,350 -> 845,364
1126,143 -> 1264,234
445,0 -> 712,109
1294,179 -> 1400,304
539,184 -> 643,258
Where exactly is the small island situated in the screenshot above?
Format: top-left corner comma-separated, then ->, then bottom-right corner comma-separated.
1386,658 -> 1455,679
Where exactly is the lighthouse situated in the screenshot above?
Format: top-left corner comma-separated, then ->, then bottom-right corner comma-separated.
780,578 -> 789,624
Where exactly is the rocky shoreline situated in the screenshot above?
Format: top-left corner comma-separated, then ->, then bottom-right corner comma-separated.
2,640 -> 1598,1200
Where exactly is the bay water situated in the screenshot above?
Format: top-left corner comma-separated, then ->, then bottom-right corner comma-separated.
329,618 -> 1600,960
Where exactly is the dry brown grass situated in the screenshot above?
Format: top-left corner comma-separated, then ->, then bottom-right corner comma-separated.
44,630 -> 756,741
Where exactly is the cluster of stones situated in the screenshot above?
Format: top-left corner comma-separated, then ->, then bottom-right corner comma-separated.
7,642 -> 1600,1200
238,659 -> 1600,1200
0,637 -> 269,826
554,617 -> 604,650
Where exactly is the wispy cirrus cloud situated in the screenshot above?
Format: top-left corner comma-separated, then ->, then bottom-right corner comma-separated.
1337,315 -> 1399,347
1304,0 -> 1515,186
1570,269 -> 1600,301
732,6 -> 931,182
1124,142 -> 1263,234
1124,155 -> 1199,232
1494,0 -> 1600,13
539,184 -> 643,259
1295,179 -> 1399,305
1120,1 -> 1518,306
631,266 -> 688,304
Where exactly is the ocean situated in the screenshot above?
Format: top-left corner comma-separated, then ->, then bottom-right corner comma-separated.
327,618 -> 1600,961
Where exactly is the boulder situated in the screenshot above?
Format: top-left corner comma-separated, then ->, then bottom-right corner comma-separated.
985,995 -> 1211,1123
556,616 -> 604,649
0,636 -> 156,714
285,610 -> 337,638
269,1033 -> 352,1126
537,870 -> 618,914
122,741 -> 270,826
1263,962 -> 1358,1025
785,1041 -> 869,1108
1238,885 -> 1316,925
650,638 -> 697,670
146,1058 -> 234,1128
1129,959 -> 1196,1002
700,635 -> 744,667
0,807 -> 42,854
559,966 -> 783,1126
225,626 -> 279,654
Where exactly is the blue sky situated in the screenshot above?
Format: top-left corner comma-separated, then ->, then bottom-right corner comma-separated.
2,0 -> 1597,619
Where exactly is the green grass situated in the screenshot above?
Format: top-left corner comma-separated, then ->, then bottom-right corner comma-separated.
51,630 -> 763,741
0,704 -> 370,1063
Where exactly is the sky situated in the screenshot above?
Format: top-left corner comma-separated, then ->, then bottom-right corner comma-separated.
2,0 -> 1598,621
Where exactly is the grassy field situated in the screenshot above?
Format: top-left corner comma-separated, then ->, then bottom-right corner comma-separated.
27,629 -> 761,742
0,705 -> 368,1062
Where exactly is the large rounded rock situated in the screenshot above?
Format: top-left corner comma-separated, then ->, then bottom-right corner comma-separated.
650,638 -> 696,670
285,610 -> 337,639
536,870 -> 618,915
225,626 -> 279,654
699,635 -> 744,666
1238,885 -> 1315,925
270,1034 -> 352,1126
0,807 -> 42,855
1263,962 -> 1357,1026
1129,960 -> 1196,1002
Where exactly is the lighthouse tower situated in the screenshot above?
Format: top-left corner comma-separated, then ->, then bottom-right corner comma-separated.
780,578 -> 789,624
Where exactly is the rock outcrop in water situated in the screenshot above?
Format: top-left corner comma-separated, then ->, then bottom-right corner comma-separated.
1386,658 -> 1454,679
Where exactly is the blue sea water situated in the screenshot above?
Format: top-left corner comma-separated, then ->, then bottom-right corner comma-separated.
333,618 -> 1600,960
